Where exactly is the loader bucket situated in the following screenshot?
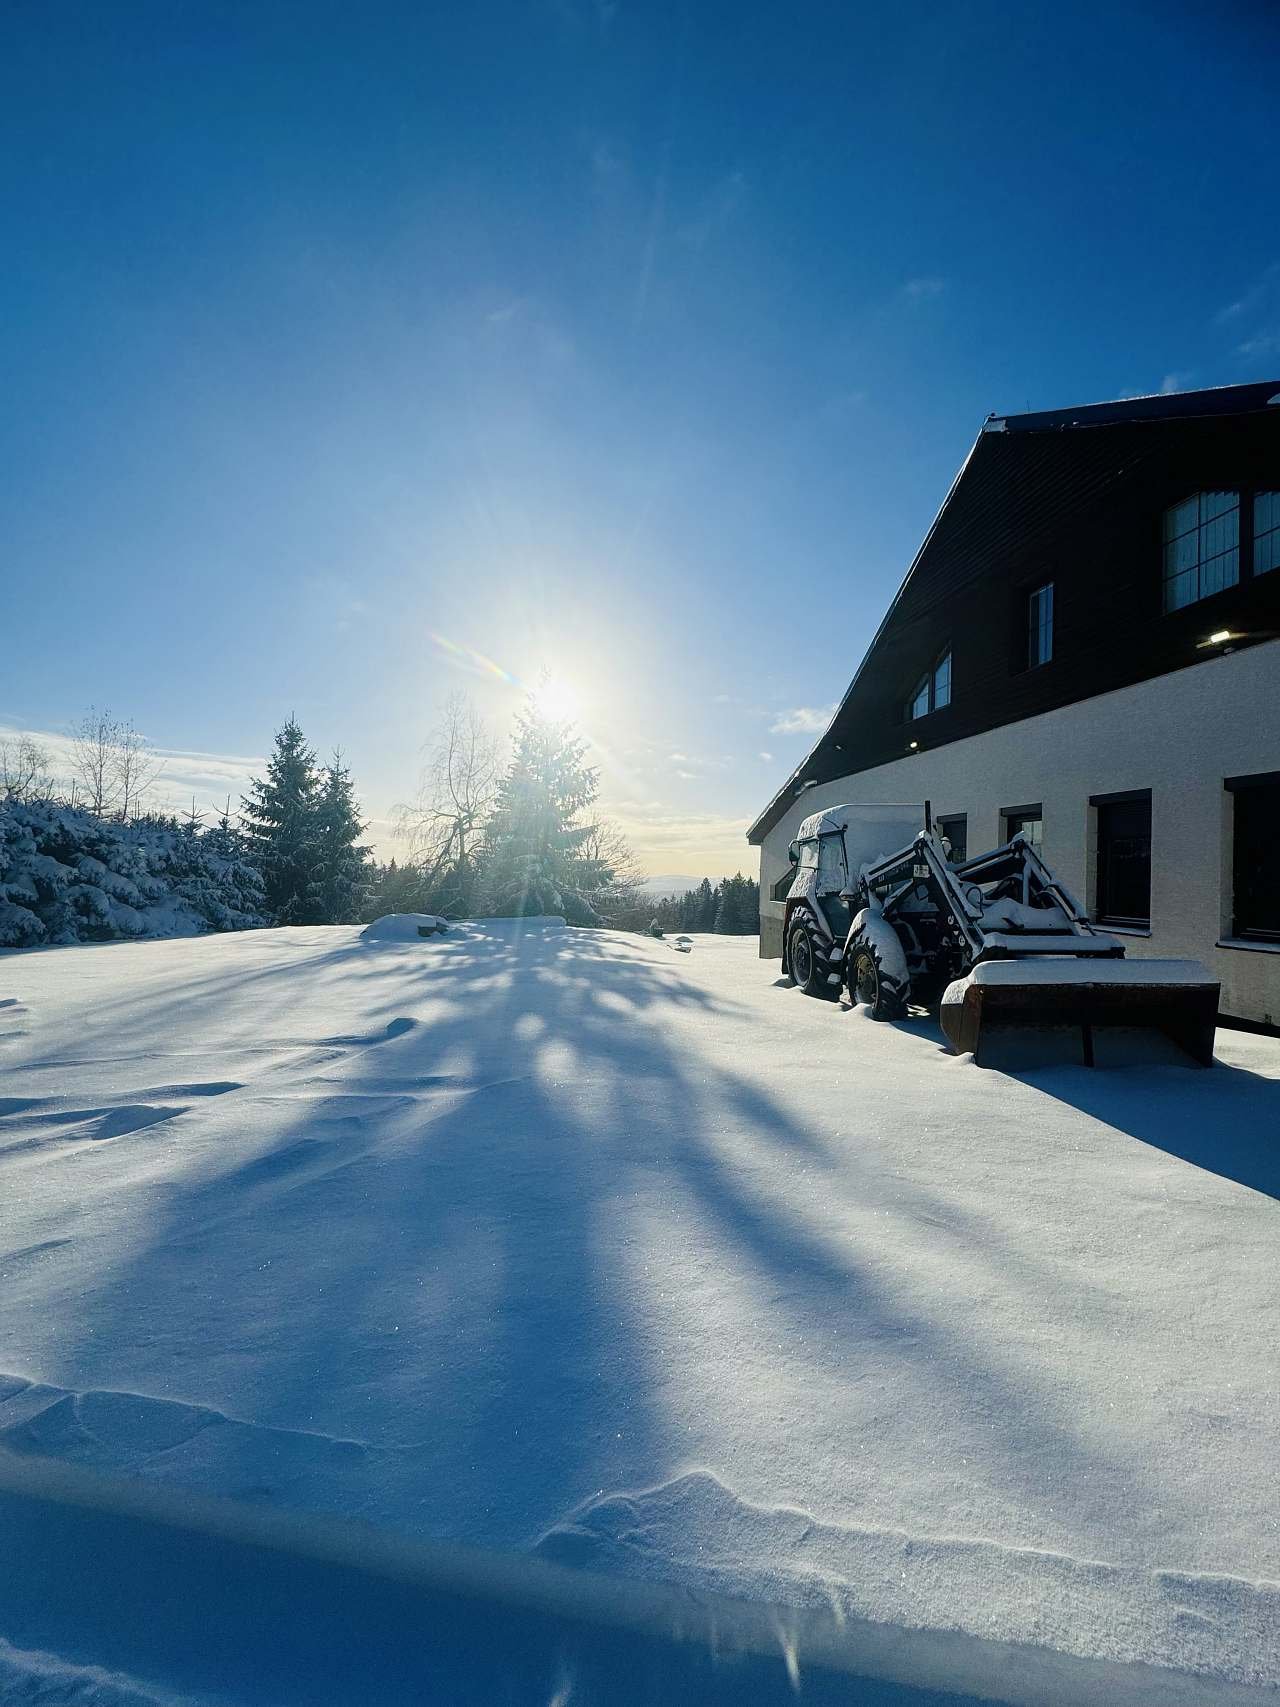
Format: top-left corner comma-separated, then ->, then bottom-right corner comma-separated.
939,959 -> 1220,1068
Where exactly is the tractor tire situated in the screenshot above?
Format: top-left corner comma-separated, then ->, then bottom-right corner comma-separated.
788,914 -> 841,1000
848,931 -> 909,1021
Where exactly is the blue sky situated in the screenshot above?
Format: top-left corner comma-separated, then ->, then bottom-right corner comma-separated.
3,1 -> 1277,876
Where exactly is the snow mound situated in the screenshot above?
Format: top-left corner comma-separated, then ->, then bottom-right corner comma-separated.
359,913 -> 448,942
537,1470 -> 1280,1686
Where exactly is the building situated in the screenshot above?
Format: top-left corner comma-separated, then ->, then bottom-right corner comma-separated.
748,380 -> 1280,1027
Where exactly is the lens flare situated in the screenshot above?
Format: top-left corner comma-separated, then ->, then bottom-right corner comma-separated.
427,632 -> 521,686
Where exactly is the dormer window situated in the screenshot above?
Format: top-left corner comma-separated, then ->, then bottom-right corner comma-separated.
907,648 -> 951,720
1162,492 -> 1239,610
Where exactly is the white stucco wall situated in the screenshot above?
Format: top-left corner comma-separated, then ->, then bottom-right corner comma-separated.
756,640 -> 1280,1025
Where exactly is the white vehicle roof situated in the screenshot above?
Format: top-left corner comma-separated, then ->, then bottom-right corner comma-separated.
795,802 -> 926,883
796,802 -> 924,842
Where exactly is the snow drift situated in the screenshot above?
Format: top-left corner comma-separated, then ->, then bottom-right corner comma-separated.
359,913 -> 449,941
1,924 -> 1278,1693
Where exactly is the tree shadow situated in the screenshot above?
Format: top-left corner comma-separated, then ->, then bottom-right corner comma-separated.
21,923 -> 743,1555
7,921 -> 1205,1614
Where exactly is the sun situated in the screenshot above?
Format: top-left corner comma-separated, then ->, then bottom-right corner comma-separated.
531,673 -> 582,724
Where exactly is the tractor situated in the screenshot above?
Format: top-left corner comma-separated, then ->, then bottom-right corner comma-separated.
779,802 -> 1218,1065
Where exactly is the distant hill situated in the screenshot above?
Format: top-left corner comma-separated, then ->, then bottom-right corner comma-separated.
637,874 -> 705,899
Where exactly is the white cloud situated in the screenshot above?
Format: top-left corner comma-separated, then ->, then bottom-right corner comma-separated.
1214,263 -> 1279,327
1213,265 -> 1280,365
600,799 -> 754,875
0,721 -> 263,817
769,706 -> 833,736
1159,371 -> 1192,395
903,276 -> 946,301
758,751 -> 773,763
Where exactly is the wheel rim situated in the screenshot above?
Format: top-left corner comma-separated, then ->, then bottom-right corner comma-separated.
792,931 -> 812,986
854,951 -> 879,1006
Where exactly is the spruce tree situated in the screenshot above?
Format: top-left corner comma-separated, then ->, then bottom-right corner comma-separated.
240,717 -> 325,925
314,752 -> 372,924
475,701 -> 611,924
696,877 -> 716,932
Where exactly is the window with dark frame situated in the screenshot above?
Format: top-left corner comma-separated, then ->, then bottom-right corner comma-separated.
906,647 -> 952,720
1162,491 -> 1240,611
1229,775 -> 1280,941
1002,806 -> 1042,847
771,868 -> 795,901
1027,582 -> 1053,667
1093,792 -> 1152,928
1255,491 -> 1280,578
936,814 -> 967,862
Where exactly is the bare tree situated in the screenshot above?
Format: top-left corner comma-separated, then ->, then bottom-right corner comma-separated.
0,734 -> 56,802
71,707 -> 123,815
114,719 -> 162,819
579,818 -> 643,892
578,817 -> 646,923
396,692 -> 499,894
70,707 -> 161,819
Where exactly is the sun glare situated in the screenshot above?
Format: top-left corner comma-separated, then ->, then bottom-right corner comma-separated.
531,673 -> 582,724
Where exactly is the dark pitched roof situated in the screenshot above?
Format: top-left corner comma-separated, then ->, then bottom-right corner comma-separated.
747,379 -> 1280,845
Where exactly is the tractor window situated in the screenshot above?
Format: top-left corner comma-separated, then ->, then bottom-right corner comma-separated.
816,835 -> 847,894
798,839 -> 819,870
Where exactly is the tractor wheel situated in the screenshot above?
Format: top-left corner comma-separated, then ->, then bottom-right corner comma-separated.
788,915 -> 841,1000
849,933 -> 909,1021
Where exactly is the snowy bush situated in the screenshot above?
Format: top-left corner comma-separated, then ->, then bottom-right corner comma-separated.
0,799 -> 269,949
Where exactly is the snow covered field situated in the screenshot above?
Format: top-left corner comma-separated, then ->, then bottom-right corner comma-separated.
2,920 -> 1279,1697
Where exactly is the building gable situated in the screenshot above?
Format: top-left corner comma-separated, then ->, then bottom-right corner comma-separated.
749,381 -> 1280,845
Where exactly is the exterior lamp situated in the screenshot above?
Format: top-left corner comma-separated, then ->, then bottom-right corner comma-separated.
1198,629 -> 1236,651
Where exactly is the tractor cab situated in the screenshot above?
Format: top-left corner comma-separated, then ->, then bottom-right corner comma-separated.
787,826 -> 852,939
784,803 -> 926,946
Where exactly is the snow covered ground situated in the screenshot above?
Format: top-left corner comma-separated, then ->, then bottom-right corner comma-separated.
2,920 -> 1279,1697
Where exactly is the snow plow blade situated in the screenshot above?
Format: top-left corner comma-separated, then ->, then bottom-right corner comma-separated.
940,959 -> 1220,1067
